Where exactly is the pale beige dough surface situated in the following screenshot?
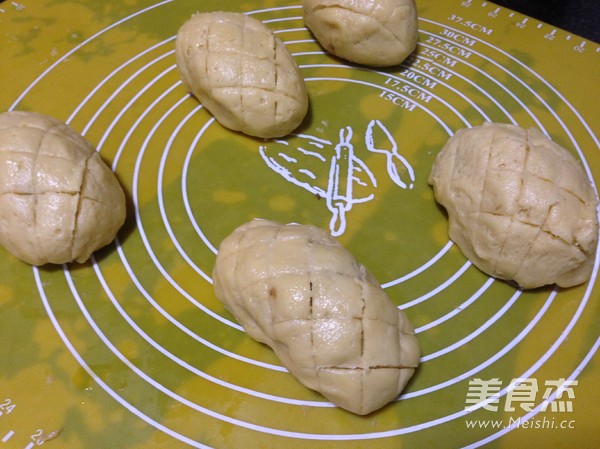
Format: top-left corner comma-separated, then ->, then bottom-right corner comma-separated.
429,122 -> 599,289
213,218 -> 420,415
175,12 -> 309,138
303,0 -> 418,67
0,111 -> 126,266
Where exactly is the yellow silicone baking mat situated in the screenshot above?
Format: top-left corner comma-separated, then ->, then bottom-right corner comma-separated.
1,0 -> 599,448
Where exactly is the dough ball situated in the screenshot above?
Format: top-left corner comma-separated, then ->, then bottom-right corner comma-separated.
0,111 -> 127,266
175,12 -> 309,138
429,122 -> 599,289
303,0 -> 418,67
213,219 -> 420,415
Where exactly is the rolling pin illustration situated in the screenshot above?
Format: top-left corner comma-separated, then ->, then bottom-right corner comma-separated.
327,126 -> 357,236
365,119 -> 415,189
259,120 -> 416,236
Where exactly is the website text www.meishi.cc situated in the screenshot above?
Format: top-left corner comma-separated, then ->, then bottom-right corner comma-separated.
465,415 -> 576,430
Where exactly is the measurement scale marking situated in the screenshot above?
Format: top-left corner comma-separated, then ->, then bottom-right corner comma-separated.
1,430 -> 14,443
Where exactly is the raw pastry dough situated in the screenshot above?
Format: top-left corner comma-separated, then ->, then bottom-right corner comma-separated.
0,111 -> 126,265
175,12 -> 309,138
213,219 -> 420,415
303,0 -> 418,67
429,122 -> 599,289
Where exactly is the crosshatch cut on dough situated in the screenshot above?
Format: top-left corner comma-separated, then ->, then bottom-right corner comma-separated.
0,111 -> 126,266
303,0 -> 418,67
212,218 -> 420,415
175,11 -> 309,139
429,122 -> 599,289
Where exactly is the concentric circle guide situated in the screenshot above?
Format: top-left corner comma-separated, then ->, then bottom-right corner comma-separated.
1,1 -> 599,448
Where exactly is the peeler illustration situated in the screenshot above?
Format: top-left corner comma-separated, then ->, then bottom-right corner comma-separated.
365,119 -> 415,190
259,119 -> 414,237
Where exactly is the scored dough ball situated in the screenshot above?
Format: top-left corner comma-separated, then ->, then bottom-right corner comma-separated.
0,111 -> 126,266
213,219 -> 420,415
303,0 -> 418,67
175,12 -> 309,138
429,122 -> 599,289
